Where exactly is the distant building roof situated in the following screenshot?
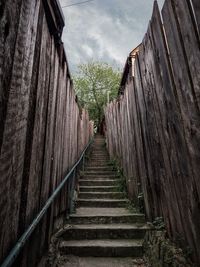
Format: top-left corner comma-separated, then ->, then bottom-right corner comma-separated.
118,44 -> 142,95
130,44 -> 141,58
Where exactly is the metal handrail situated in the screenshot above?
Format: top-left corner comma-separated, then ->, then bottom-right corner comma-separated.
1,138 -> 93,267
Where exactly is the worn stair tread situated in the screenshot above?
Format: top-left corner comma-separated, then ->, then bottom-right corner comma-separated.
79,192 -> 125,198
70,214 -> 143,218
69,208 -> 145,223
84,171 -> 116,174
82,175 -> 119,178
77,199 -> 128,207
79,192 -> 124,194
72,208 -> 140,216
79,186 -> 119,192
80,179 -> 119,182
85,166 -> 114,169
80,177 -> 119,180
55,256 -> 145,267
59,240 -> 143,257
82,175 -> 118,178
80,186 -> 119,189
64,224 -> 150,230
79,180 -> 119,186
82,174 -> 118,176
60,239 -> 143,247
77,198 -> 128,203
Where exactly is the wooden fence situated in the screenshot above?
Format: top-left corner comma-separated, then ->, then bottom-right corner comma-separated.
105,0 -> 200,263
0,0 -> 93,266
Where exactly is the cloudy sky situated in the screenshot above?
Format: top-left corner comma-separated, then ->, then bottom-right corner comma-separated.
60,0 -> 165,73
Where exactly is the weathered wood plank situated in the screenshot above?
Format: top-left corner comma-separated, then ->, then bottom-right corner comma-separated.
162,0 -> 200,258
190,0 -> 200,37
0,0 -> 40,261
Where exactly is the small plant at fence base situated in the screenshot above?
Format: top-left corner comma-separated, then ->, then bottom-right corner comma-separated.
152,217 -> 166,230
137,191 -> 145,213
126,200 -> 138,213
108,158 -> 144,215
108,158 -> 127,194
108,157 -> 146,213
144,227 -> 194,267
174,234 -> 193,261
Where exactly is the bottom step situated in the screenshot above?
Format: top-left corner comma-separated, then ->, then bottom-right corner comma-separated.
53,256 -> 146,267
59,239 -> 143,257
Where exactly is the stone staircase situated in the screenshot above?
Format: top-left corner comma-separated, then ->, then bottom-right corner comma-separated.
56,135 -> 150,266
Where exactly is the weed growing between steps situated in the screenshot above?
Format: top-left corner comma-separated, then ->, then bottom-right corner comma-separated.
152,217 -> 165,230
107,157 -> 145,213
107,158 -> 127,193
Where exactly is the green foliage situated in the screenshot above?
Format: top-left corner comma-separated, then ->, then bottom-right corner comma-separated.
74,62 -> 121,130
153,217 -> 166,230
108,158 -> 128,194
126,200 -> 137,213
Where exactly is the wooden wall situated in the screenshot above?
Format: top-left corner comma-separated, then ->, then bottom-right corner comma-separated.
0,0 -> 92,265
105,0 -> 200,263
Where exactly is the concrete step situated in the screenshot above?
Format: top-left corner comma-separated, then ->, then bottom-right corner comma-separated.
89,158 -> 109,161
91,154 -> 109,156
91,153 -> 107,155
80,176 -> 118,181
54,257 -> 146,267
90,159 -> 110,162
85,167 -> 114,171
79,179 -> 119,186
90,156 -> 108,158
61,224 -> 149,240
90,156 -> 110,160
69,208 -> 145,224
88,163 -> 109,166
77,199 -> 129,208
91,154 -> 109,157
90,158 -> 110,162
79,192 -> 125,199
79,186 -> 119,192
83,171 -> 116,176
59,239 -> 143,257
87,162 -> 110,166
87,165 -> 111,168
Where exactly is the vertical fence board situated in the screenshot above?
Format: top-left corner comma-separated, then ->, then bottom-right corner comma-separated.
190,0 -> 200,40
162,0 -> 200,254
0,0 -> 40,260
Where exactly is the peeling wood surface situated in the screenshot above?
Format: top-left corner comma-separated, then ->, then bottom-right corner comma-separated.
105,0 -> 200,264
0,0 -> 92,266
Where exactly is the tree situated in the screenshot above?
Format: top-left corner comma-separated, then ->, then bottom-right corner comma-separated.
74,62 -> 121,131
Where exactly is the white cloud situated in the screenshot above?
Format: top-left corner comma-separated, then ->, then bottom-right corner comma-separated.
60,0 -> 165,73
82,44 -> 94,57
